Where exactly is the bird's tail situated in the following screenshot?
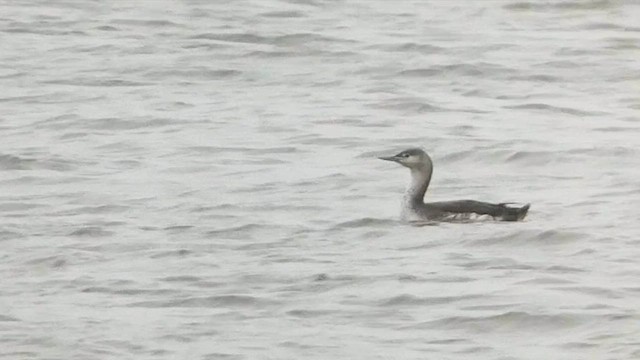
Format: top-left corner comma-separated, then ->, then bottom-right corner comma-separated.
498,203 -> 530,221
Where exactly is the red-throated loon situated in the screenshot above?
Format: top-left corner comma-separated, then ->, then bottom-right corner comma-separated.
379,148 -> 530,222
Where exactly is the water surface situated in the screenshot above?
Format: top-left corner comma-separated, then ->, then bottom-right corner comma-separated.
1,0 -> 640,359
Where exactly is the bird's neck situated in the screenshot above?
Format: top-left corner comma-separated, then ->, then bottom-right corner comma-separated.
403,163 -> 433,208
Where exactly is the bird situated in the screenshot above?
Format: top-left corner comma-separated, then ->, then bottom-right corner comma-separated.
379,148 -> 530,222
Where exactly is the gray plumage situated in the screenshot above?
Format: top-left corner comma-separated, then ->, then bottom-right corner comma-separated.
379,148 -> 530,222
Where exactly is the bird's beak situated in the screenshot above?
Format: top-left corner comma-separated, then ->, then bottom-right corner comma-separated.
378,155 -> 400,162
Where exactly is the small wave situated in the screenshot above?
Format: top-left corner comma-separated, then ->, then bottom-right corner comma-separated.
260,10 -> 306,18
583,22 -> 640,32
561,342 -> 599,350
333,217 -> 398,228
594,126 -> 639,132
76,117 -> 175,130
235,239 -> 294,251
95,25 -> 118,31
69,226 -> 113,237
0,315 -> 19,322
243,50 -> 296,58
399,63 -> 515,78
0,230 -> 24,241
3,27 -> 86,36
314,118 -> 390,127
0,94 -> 46,103
202,353 -> 242,360
0,154 -> 75,171
504,150 -> 556,164
188,32 -> 351,46
273,33 -> 351,46
545,265 -> 586,273
0,67 -> 23,79
160,275 -> 202,283
0,154 -> 33,170
505,0 -> 613,11
379,294 -> 480,307
509,74 -> 563,82
81,287 -> 175,296
110,19 -> 183,28
246,204 -> 327,213
567,146 -> 637,157
409,311 -> 591,332
504,103 -> 605,116
461,258 -> 536,271
72,204 -> 129,214
516,276 -> 574,285
158,276 -> 222,289
130,295 -> 279,308
437,150 -> 476,163
206,224 -> 265,239
554,286 -> 622,299
144,68 -> 241,81
25,255 -> 67,268
163,225 -> 194,232
606,37 -> 640,50
534,60 -> 581,68
286,309 -> 334,318
43,78 -> 150,87
149,249 -> 192,258
313,273 -> 329,281
190,32 -> 270,44
374,42 -> 444,54
470,229 -> 585,247
369,98 -> 446,113
185,145 -> 299,155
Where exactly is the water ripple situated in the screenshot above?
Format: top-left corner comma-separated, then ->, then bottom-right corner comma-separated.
130,295 -> 280,308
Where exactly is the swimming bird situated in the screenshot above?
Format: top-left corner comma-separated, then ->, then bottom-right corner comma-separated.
379,148 -> 530,222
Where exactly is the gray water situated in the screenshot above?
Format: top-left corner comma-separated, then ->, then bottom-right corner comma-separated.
2,0 -> 640,359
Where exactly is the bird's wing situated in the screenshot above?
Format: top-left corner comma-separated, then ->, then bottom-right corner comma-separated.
427,200 -> 529,221
427,200 -> 503,216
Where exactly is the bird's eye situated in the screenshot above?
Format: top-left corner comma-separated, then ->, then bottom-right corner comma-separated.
402,153 -> 410,158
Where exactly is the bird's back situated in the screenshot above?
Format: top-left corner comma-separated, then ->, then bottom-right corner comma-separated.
421,200 -> 530,222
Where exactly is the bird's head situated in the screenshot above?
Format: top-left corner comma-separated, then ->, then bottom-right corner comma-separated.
378,148 -> 429,169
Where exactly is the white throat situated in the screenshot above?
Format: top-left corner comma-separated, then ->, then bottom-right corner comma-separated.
400,165 -> 432,220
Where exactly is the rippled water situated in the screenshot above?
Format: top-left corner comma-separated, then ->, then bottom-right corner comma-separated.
2,0 -> 640,359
